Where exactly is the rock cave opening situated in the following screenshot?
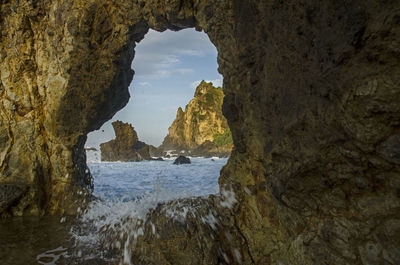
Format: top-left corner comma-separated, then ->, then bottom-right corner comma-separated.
84,28 -> 232,203
3,1 -> 398,264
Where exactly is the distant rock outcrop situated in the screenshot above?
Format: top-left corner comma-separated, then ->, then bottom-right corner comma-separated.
160,81 -> 233,157
173,156 -> 191,165
100,121 -> 151,162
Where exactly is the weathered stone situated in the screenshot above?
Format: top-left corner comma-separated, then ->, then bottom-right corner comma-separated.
192,140 -> 232,158
377,133 -> 400,164
0,0 -> 399,264
130,197 -> 250,265
0,184 -> 28,214
161,81 -> 232,157
100,121 -> 152,162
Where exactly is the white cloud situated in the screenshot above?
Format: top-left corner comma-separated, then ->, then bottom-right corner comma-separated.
132,29 -> 217,79
190,78 -> 223,89
171,69 -> 194,75
133,53 -> 194,78
159,55 -> 180,67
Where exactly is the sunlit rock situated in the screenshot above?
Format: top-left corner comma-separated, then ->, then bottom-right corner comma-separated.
160,81 -> 232,157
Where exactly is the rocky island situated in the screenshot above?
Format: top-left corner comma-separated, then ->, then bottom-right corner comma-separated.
160,81 -> 233,157
100,82 -> 232,161
100,121 -> 159,162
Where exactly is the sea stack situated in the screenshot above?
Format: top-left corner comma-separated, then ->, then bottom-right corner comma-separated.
160,81 -> 232,157
100,121 -> 151,162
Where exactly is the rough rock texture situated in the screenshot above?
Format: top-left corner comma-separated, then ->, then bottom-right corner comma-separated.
161,81 -> 232,156
148,144 -> 164,158
130,196 -> 250,265
100,121 -> 151,161
1,0 -> 400,265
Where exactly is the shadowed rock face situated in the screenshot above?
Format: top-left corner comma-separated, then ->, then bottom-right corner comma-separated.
100,121 -> 151,161
1,0 -> 399,264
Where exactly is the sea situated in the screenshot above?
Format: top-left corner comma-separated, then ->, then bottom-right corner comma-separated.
0,151 -> 227,265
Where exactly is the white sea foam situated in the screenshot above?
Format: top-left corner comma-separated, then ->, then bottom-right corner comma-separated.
71,157 -> 227,264
36,246 -> 68,265
201,213 -> 218,230
220,186 -> 237,209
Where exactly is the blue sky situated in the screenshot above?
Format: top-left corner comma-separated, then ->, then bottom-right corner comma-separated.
86,29 -> 222,148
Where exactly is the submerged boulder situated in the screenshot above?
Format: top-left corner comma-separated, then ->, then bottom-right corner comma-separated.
173,156 -> 191,165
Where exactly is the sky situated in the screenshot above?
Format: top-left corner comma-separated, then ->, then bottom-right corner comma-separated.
86,29 -> 222,148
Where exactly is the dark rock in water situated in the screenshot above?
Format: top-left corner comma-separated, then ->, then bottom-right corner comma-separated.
211,159 -> 215,161
173,156 -> 191,165
164,155 -> 171,159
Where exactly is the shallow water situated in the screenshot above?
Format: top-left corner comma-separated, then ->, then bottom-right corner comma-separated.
91,157 -> 226,200
0,157 -> 226,265
0,216 -> 71,265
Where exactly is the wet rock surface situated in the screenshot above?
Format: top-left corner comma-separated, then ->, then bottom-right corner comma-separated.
130,196 -> 249,265
0,0 -> 399,264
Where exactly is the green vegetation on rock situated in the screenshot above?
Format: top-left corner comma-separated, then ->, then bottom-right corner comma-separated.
214,128 -> 233,146
161,81 -> 230,153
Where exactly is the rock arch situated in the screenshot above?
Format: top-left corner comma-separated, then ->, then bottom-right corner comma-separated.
1,0 -> 399,264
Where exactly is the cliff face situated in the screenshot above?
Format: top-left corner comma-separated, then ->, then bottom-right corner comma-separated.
100,121 -> 151,162
1,1 -> 399,264
161,81 -> 232,156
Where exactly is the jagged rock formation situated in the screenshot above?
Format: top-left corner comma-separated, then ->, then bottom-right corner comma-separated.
100,121 -> 151,161
161,81 -> 232,157
1,1 -> 399,265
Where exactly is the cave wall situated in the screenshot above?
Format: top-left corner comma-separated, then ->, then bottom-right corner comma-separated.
0,0 -> 147,215
220,1 -> 400,264
1,0 -> 399,264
